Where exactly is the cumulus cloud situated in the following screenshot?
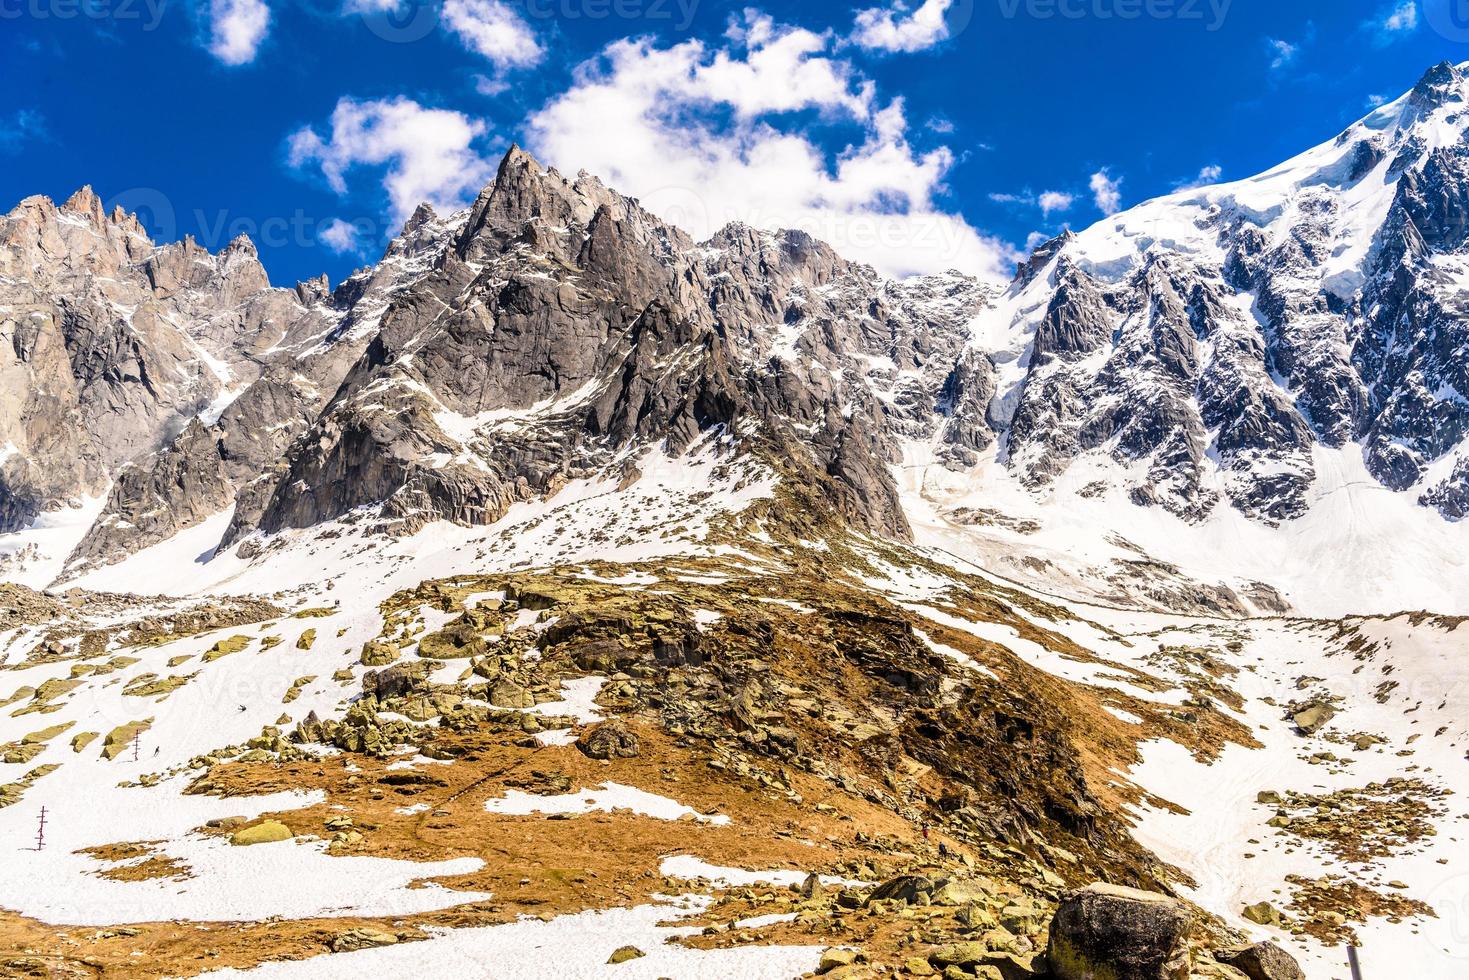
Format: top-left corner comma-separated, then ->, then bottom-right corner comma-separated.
208,0 -> 270,66
851,0 -> 955,53
1089,169 -> 1122,215
441,0 -> 543,69
1367,0 -> 1418,43
319,218 -> 364,254
288,97 -> 495,224
1037,191 -> 1074,217
527,13 -> 1013,281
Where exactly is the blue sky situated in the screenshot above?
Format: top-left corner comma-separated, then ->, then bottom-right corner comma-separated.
2,0 -> 1465,285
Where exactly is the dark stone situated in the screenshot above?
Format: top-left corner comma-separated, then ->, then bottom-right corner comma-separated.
1216,941 -> 1306,980
576,719 -> 640,760
1047,883 -> 1191,980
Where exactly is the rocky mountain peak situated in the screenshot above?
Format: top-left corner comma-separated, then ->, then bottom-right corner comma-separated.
1408,59 -> 1466,110
953,63 -> 1469,526
61,185 -> 106,224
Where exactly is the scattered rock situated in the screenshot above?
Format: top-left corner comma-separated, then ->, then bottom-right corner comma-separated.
1216,941 -> 1306,980
361,641 -> 400,667
229,820 -> 293,846
1241,901 -> 1283,927
1289,702 -> 1336,735
819,948 -> 860,973
576,719 -> 640,760
330,928 -> 398,952
606,945 -> 645,965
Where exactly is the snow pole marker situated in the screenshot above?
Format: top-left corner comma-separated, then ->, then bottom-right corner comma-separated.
1347,946 -> 1363,980
34,806 -> 47,851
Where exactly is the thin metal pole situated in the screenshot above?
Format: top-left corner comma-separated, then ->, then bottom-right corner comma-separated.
1347,946 -> 1363,980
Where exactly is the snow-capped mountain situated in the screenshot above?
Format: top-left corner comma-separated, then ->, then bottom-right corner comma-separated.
3,63 -> 1469,613
1,147 -> 993,580
959,61 -> 1469,528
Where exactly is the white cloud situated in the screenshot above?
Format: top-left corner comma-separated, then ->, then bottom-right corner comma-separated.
289,97 -> 495,224
702,13 -> 873,118
1037,191 -> 1074,217
851,0 -> 954,53
319,218 -> 363,254
1266,37 -> 1297,71
1368,0 -> 1418,42
1172,164 -> 1222,191
1366,93 -> 1389,109
441,0 -> 543,69
1089,169 -> 1122,215
474,73 -> 511,97
990,189 -> 1075,218
208,0 -> 270,66
526,15 -> 1014,281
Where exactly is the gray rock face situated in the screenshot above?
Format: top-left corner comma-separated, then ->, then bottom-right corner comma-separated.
3,146 -> 992,573
1047,883 -> 1192,980
0,180 -> 475,571
225,147 -> 991,547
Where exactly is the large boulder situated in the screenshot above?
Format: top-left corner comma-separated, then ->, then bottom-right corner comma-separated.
576,719 -> 640,760
1047,883 -> 1191,980
1289,701 -> 1336,735
361,640 -> 401,667
229,820 -> 293,846
1216,941 -> 1306,980
870,874 -> 934,904
363,661 -> 431,701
